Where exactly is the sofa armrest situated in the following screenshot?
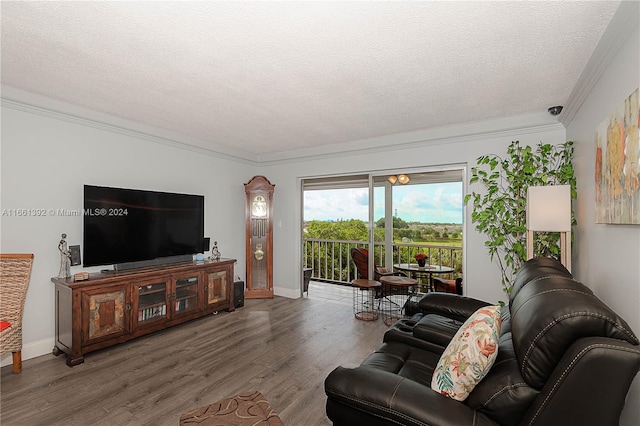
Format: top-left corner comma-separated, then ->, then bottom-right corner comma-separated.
325,366 -> 497,426
520,337 -> 640,425
417,292 -> 491,322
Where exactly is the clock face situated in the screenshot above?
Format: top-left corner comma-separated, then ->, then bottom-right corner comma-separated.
251,195 -> 267,217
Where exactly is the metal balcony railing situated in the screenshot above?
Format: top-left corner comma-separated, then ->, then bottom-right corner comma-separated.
302,238 -> 462,285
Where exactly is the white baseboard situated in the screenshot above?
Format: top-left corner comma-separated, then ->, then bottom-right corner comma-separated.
274,286 -> 300,299
0,337 -> 56,367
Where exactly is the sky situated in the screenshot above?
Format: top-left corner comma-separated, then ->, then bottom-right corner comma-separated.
304,182 -> 463,223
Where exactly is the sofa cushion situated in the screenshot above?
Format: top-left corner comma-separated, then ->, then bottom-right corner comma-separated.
383,316 -> 452,354
465,331 -> 539,426
499,305 -> 511,336
414,314 -> 464,349
361,341 -> 441,387
418,292 -> 491,322
431,305 -> 502,401
509,257 -> 572,305
511,274 -> 640,389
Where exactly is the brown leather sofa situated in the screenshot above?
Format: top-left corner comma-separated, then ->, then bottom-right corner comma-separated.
325,258 -> 640,425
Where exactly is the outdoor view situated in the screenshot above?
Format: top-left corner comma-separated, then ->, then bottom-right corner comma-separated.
303,181 -> 463,284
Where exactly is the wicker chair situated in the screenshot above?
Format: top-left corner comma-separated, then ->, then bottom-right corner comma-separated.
0,254 -> 34,373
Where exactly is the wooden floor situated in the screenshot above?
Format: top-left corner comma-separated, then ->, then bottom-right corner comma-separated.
1,282 -> 387,426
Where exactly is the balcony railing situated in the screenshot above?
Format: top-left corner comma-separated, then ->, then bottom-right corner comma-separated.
302,238 -> 462,285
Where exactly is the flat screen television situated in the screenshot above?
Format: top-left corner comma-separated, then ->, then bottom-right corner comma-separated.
83,185 -> 205,268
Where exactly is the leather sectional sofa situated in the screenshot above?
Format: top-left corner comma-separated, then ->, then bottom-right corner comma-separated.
325,257 -> 640,425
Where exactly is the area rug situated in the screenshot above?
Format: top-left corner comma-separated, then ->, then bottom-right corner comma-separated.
179,391 -> 285,425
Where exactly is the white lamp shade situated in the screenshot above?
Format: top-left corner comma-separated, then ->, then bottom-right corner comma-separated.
526,185 -> 571,231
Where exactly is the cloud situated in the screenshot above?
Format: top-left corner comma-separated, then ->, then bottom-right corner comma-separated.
304,188 -> 369,221
304,182 -> 462,223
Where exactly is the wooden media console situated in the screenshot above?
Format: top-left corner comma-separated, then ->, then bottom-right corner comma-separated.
51,258 -> 236,366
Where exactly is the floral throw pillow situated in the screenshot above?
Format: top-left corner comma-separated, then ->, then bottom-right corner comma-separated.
431,305 -> 502,401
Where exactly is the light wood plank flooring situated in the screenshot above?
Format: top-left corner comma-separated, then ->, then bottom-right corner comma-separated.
1,282 -> 386,426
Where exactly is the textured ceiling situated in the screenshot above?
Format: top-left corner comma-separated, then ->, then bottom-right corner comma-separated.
1,1 -> 620,160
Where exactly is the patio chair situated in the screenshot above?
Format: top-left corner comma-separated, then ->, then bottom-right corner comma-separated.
0,253 -> 34,373
350,247 -> 406,282
432,277 -> 463,295
350,248 -> 408,309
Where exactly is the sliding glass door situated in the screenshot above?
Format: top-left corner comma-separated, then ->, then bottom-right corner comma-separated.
302,175 -> 372,283
302,167 -> 464,291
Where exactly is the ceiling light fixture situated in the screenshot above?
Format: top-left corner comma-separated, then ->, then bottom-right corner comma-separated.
388,174 -> 410,185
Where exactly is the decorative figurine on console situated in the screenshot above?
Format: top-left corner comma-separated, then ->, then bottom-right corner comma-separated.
211,241 -> 221,261
58,233 -> 72,278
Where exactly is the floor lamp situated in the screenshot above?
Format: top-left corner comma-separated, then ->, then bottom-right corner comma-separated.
525,185 -> 572,272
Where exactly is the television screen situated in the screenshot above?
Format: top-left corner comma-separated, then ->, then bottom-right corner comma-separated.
83,185 -> 204,267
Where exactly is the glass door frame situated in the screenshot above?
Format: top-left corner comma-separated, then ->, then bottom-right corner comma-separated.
300,163 -> 467,293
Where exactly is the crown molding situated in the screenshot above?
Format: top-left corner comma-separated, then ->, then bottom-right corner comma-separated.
0,86 -> 259,165
560,1 -> 639,127
256,113 -> 564,166
2,85 -> 563,167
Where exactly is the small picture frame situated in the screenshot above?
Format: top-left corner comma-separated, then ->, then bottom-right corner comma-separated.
69,245 -> 81,266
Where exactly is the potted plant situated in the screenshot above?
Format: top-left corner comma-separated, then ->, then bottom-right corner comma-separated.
415,253 -> 428,267
465,140 -> 576,294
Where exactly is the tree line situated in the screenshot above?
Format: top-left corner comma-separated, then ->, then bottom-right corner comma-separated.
304,218 -> 461,243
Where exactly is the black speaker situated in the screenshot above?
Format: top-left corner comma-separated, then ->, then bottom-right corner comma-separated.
234,281 -> 245,308
202,237 -> 210,252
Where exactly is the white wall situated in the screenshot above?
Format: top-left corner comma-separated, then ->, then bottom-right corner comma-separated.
566,18 -> 640,426
0,105 -> 254,365
259,125 -> 566,305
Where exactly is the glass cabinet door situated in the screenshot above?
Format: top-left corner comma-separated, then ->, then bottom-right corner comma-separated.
135,280 -> 169,326
174,274 -> 200,315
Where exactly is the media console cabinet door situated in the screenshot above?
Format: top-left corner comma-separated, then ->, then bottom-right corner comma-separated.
133,278 -> 171,328
173,272 -> 201,316
244,176 -> 275,299
81,284 -> 130,346
206,269 -> 228,306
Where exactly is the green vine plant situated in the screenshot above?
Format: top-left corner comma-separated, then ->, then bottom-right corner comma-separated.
464,141 -> 576,294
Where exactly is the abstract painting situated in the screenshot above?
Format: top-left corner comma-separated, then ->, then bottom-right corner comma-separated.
595,88 -> 639,224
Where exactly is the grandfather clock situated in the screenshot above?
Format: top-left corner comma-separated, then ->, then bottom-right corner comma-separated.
244,176 -> 275,298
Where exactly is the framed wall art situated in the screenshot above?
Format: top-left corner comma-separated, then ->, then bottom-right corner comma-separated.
595,88 -> 639,224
